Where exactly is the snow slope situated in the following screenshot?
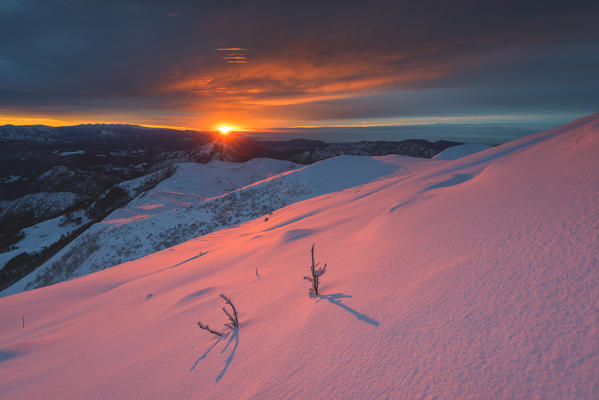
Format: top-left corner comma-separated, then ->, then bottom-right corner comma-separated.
2,156 -> 409,295
433,143 -> 492,160
2,158 -> 299,294
0,192 -> 83,221
0,211 -> 89,268
0,113 -> 598,399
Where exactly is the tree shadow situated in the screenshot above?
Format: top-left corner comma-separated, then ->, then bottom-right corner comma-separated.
190,328 -> 239,382
216,328 -> 239,382
316,293 -> 380,326
189,333 -> 227,372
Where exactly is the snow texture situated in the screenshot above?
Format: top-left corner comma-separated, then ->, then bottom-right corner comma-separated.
0,113 -> 598,399
432,143 -> 492,160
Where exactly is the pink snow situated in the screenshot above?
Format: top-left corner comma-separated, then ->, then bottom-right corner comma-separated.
0,113 -> 598,399
134,204 -> 164,210
100,214 -> 152,225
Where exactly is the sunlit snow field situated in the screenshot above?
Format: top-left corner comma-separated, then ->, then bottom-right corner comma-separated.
1,114 -> 598,399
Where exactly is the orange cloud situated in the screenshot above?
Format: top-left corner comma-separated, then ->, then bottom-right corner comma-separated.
152,51 -> 460,130
165,52 -> 451,109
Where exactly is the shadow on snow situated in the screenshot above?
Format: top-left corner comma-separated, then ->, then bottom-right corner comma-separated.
315,293 -> 380,326
170,251 -> 209,269
190,328 -> 239,382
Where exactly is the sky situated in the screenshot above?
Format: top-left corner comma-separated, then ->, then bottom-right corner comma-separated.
1,0 -> 598,142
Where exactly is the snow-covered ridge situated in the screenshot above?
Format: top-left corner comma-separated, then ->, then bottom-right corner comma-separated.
1,112 -> 598,398
3,156 -> 409,294
432,143 -> 492,160
0,211 -> 89,269
0,192 -> 84,222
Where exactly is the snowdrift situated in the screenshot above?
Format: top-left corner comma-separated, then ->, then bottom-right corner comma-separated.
0,113 -> 598,399
433,143 -> 492,160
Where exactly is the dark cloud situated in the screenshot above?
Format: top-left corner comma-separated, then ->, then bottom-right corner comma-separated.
1,0 -> 598,129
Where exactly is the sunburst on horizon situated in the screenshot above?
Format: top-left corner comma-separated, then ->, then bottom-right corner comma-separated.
216,125 -> 238,135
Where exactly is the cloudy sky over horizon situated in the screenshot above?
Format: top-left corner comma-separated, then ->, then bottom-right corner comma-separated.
1,0 -> 598,140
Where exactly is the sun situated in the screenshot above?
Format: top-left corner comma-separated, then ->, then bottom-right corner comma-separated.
216,125 -> 237,135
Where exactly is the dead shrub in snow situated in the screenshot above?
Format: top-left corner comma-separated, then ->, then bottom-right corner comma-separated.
197,294 -> 239,336
197,321 -> 223,336
303,243 -> 327,295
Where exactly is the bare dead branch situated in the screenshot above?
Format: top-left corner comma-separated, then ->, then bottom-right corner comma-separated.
219,294 -> 239,328
306,243 -> 327,295
222,307 -> 236,324
197,321 -> 224,336
314,263 -> 327,276
197,294 -> 240,337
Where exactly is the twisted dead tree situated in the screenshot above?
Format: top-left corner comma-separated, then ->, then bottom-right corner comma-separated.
197,294 -> 239,336
303,243 -> 327,295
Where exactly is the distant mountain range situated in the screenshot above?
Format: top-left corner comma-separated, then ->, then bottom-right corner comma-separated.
0,123 -> 460,202
0,123 -> 461,289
